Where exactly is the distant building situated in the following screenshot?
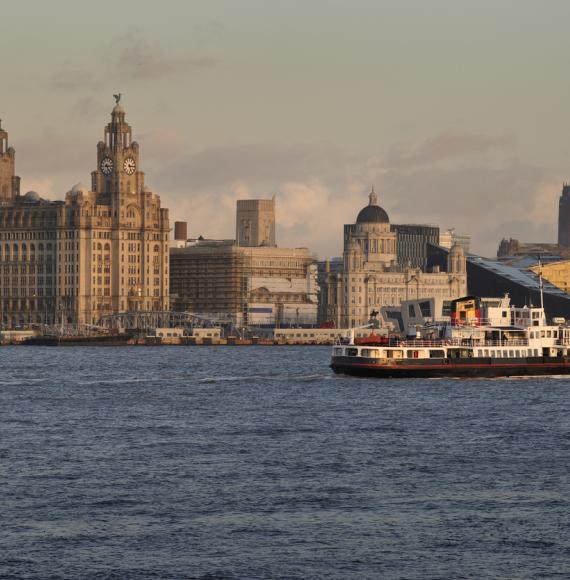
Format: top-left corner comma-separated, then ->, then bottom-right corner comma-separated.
391,223 -> 440,270
319,189 -> 467,328
236,198 -> 276,247
0,99 -> 170,327
529,259 -> 570,295
170,203 -> 318,326
559,183 -> 570,247
428,244 -> 570,318
439,228 -> 471,253
497,238 -> 560,259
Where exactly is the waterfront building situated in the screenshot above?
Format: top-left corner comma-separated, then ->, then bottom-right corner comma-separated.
319,189 -> 467,328
391,223 -> 440,270
236,197 -> 276,247
528,259 -> 570,295
428,244 -> 570,319
439,228 -> 471,253
170,202 -> 318,326
0,98 -> 170,327
497,237 -> 561,259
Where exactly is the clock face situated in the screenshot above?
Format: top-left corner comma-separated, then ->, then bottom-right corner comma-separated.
123,157 -> 136,175
100,157 -> 114,175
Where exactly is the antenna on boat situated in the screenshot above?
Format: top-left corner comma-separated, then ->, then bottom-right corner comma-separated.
538,255 -> 544,310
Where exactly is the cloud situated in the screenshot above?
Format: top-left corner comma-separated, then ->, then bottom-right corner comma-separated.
49,67 -> 101,91
152,129 -> 562,259
71,96 -> 108,119
110,30 -> 219,81
49,29 -> 219,93
151,141 -> 360,191
385,130 -> 516,170
9,120 -> 561,260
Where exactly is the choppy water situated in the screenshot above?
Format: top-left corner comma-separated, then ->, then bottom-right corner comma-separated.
1,346 -> 570,579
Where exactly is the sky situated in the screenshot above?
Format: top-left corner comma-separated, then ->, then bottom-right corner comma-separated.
2,0 -> 570,258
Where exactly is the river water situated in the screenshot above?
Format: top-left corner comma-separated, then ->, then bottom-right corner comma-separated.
1,346 -> 569,579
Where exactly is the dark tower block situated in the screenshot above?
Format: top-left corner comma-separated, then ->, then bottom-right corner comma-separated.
0,120 -> 20,204
558,183 -> 570,247
174,221 -> 188,241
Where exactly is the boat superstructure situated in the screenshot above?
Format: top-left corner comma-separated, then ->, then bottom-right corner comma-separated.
331,295 -> 570,378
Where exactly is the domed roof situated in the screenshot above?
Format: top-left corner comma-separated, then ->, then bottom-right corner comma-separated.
23,191 -> 41,202
71,182 -> 88,195
356,187 -> 389,224
112,103 -> 125,115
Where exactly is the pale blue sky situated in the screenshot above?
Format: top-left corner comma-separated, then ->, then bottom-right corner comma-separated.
2,0 -> 570,257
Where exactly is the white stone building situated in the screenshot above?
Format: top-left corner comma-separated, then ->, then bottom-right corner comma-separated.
320,189 -> 467,328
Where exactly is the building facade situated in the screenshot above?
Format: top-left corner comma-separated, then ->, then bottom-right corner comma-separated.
0,98 -> 170,327
236,198 -> 276,247
391,223 -> 440,270
319,189 -> 467,328
170,239 -> 318,326
439,228 -> 471,253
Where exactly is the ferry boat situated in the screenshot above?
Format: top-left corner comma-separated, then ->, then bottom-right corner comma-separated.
331,295 -> 570,378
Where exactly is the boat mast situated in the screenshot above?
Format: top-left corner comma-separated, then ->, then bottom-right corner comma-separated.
538,257 -> 544,310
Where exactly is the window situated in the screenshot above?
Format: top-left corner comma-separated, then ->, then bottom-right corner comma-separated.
361,349 -> 379,358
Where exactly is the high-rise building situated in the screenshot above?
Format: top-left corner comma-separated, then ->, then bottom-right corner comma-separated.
558,183 -> 570,247
0,97 -> 170,327
391,223 -> 440,270
236,197 -> 276,247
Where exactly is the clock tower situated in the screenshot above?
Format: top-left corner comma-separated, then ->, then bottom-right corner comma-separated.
91,94 -> 144,202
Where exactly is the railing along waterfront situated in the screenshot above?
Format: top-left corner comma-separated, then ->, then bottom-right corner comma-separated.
336,338 -> 531,347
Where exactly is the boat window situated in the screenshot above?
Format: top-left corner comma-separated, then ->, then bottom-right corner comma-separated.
532,311 -> 540,319
361,348 -> 379,358
509,350 -> 514,357
346,348 -> 358,357
429,350 -> 445,358
515,350 -> 520,357
333,347 -> 344,356
541,331 -> 545,338
553,331 -> 558,338
387,349 -> 403,359
490,350 -> 495,357
496,351 -> 501,358
547,331 -> 552,338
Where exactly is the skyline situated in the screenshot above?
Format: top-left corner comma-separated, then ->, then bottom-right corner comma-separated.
3,0 -> 570,257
